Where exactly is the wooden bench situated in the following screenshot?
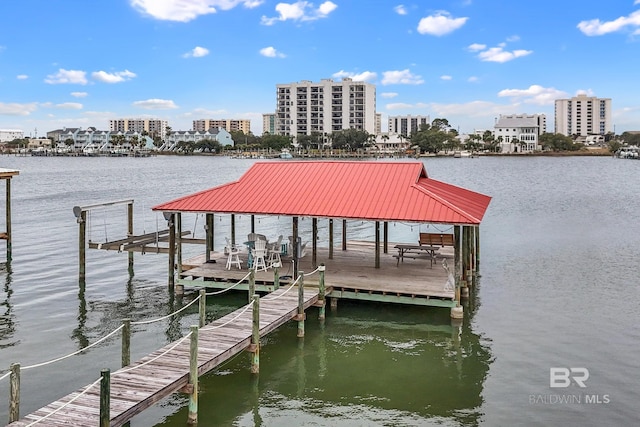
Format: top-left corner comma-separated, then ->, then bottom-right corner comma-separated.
419,232 -> 455,248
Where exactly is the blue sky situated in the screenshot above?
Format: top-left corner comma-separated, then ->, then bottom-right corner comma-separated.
1,0 -> 639,136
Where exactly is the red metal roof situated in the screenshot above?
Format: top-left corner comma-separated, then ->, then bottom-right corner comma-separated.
152,161 -> 491,225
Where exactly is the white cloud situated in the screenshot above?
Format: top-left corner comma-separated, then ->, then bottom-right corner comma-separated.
381,69 -> 424,85
476,45 -> 532,63
16,74 -> 28,80
261,1 -> 337,25
55,102 -> 83,110
394,5 -> 407,15
440,75 -> 452,81
468,76 -> 479,82
183,46 -> 210,58
133,99 -> 178,109
71,92 -> 88,98
130,0 -> 261,22
260,46 -> 286,58
386,102 -> 429,110
45,69 -> 88,85
381,92 -> 398,98
92,70 -> 137,83
575,88 -> 595,97
467,43 -> 486,52
332,70 -> 377,82
577,10 -> 640,36
0,102 -> 38,116
417,11 -> 468,36
506,35 -> 520,42
498,85 -> 568,105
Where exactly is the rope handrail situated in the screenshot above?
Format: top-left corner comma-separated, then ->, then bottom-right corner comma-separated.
25,377 -> 102,427
7,325 -> 125,374
303,266 -> 321,276
205,271 -> 252,296
200,300 -> 255,332
131,295 -> 201,326
262,275 -> 301,302
115,331 -> 192,375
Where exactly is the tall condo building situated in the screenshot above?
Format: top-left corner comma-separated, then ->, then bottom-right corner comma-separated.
109,118 -> 167,139
275,78 -> 377,137
554,94 -> 611,136
193,119 -> 251,134
388,115 -> 431,136
262,114 -> 276,135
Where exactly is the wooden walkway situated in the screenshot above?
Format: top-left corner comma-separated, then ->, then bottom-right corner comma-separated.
9,285 -> 324,427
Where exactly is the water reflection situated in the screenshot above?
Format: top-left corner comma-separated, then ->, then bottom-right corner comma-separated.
0,261 -> 19,349
156,290 -> 492,427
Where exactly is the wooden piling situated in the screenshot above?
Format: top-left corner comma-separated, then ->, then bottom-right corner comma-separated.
312,218 -> 318,268
122,319 -> 131,367
328,219 -> 334,259
383,222 -> 388,254
318,264 -> 326,321
9,363 -> 20,422
297,272 -> 305,338
205,213 -> 214,262
375,221 -> 380,268
4,177 -> 13,262
100,369 -> 110,427
127,202 -> 134,269
199,289 -> 206,328
251,294 -> 260,374
249,269 -> 255,304
273,263 -> 280,290
168,214 -> 176,291
188,325 -> 198,425
342,219 -> 347,251
79,210 -> 87,281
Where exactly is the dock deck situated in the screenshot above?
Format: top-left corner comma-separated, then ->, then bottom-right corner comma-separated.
179,241 -> 456,306
8,285 -> 324,427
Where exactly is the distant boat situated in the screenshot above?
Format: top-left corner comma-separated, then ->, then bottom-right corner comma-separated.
279,149 -> 293,159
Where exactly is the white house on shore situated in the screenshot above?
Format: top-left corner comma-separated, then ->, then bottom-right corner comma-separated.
494,114 -> 545,153
163,128 -> 234,151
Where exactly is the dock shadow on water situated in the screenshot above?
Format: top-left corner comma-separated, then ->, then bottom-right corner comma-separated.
148,288 -> 491,427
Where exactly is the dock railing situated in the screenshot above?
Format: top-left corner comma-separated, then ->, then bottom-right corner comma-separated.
2,263 -> 327,426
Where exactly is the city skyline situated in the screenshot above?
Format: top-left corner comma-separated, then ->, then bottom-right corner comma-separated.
1,0 -> 639,137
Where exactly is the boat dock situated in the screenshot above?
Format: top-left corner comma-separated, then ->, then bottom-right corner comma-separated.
8,282 -> 327,426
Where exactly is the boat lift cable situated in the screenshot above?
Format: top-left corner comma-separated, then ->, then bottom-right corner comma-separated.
193,214 -> 199,238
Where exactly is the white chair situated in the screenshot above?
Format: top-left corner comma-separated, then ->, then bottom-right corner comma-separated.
225,237 -> 242,270
252,239 -> 268,271
267,235 -> 283,267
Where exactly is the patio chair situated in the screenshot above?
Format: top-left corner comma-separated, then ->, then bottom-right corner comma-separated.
267,235 -> 283,267
225,237 -> 242,270
252,238 -> 268,271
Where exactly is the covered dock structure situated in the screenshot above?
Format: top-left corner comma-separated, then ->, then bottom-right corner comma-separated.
152,161 -> 491,318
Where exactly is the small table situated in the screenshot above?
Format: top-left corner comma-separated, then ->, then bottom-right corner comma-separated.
244,241 -> 255,268
394,244 -> 439,267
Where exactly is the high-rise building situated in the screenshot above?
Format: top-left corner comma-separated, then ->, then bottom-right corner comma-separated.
193,119 -> 251,134
275,78 -> 377,137
388,115 -> 431,136
262,114 -> 276,135
109,118 -> 167,140
554,94 -> 611,136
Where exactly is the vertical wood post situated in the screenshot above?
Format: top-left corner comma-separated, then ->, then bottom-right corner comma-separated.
297,272 -> 305,338
273,263 -> 280,290
205,213 -> 214,262
312,218 -> 317,268
188,325 -> 199,425
293,216 -> 299,279
383,222 -> 388,254
79,210 -> 87,281
199,289 -> 206,328
342,219 -> 347,251
318,264 -> 326,321
250,215 -> 255,233
9,363 -> 20,422
251,294 -> 260,374
231,214 -> 236,246
475,225 -> 481,275
100,369 -> 110,427
454,225 -> 461,306
328,219 -> 334,259
375,221 -> 380,268
249,269 -> 255,304
127,202 -> 134,270
177,213 -> 183,279
5,178 -> 12,262
122,319 -> 131,367
168,214 -> 176,291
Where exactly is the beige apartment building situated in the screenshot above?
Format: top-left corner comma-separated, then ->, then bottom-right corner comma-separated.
109,118 -> 167,140
193,119 -> 251,134
275,78 -> 377,138
554,94 -> 611,136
